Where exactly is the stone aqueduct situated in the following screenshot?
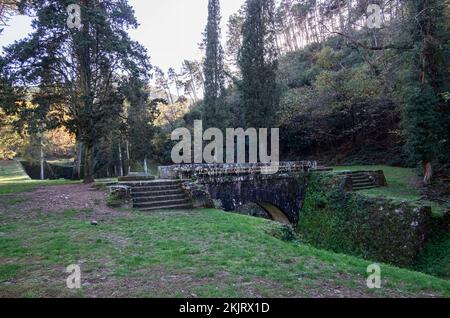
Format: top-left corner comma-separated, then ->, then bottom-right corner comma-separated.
158,162 -> 320,224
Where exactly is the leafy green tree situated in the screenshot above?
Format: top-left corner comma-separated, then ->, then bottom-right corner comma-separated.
123,78 -> 158,169
1,0 -> 151,183
202,0 -> 226,129
239,0 -> 279,128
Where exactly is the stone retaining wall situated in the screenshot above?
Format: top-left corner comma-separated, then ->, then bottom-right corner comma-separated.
298,172 -> 434,267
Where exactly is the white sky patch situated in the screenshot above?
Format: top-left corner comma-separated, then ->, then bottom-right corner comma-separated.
0,0 -> 245,72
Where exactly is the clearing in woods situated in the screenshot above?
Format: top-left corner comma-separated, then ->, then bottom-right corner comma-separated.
0,160 -> 449,298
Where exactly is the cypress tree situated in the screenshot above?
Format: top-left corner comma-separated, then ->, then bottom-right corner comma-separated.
203,0 -> 226,129
239,0 -> 279,129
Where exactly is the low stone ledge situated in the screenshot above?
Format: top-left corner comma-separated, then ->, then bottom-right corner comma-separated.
108,185 -> 131,198
118,174 -> 155,182
159,161 -> 318,180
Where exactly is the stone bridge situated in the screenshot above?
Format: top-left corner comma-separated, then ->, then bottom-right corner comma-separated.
158,162 -> 320,225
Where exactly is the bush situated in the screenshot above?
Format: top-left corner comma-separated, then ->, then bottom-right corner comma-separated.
265,222 -> 297,242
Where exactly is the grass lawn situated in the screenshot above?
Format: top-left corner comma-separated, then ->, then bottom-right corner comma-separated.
333,165 -> 448,216
0,207 -> 449,298
0,161 -> 79,195
0,161 -> 449,298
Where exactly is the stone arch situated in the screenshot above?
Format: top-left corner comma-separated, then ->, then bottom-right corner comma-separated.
190,174 -> 307,225
257,202 -> 291,225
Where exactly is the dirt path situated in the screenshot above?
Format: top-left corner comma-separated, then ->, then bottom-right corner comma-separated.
0,184 -> 129,221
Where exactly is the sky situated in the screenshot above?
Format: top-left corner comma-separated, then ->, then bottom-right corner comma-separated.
0,0 -> 245,72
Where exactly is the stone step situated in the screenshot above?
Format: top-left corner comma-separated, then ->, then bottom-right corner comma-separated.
133,198 -> 191,209
133,194 -> 187,203
120,180 -> 182,187
130,185 -> 182,192
131,189 -> 184,198
353,185 -> 378,191
352,179 -> 371,184
118,175 -> 155,182
350,174 -> 367,178
353,182 -> 376,187
351,176 -> 370,180
352,178 -> 372,183
137,203 -> 193,212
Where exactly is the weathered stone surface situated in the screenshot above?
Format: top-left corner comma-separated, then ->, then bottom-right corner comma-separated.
106,185 -> 132,208
198,174 -> 308,225
108,185 -> 131,199
299,172 -> 433,267
158,161 -> 318,180
181,181 -> 214,209
118,173 -> 155,182
158,163 -> 315,224
236,203 -> 272,220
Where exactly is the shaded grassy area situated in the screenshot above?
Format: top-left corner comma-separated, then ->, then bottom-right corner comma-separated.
415,232 -> 450,280
333,165 -> 448,216
0,162 -> 448,297
0,207 -> 449,298
0,161 -> 79,195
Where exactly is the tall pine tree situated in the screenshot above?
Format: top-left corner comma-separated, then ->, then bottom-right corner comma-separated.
239,0 -> 279,129
2,0 -> 151,183
203,0 -> 226,129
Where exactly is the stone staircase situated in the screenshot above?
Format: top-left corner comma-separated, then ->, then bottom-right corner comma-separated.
122,180 -> 192,211
347,172 -> 378,191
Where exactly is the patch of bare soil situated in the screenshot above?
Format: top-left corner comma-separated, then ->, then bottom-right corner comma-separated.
79,267 -> 440,298
0,184 -> 129,221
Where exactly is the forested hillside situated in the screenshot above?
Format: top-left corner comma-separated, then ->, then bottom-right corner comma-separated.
154,0 -> 450,182
1,0 -> 449,186
0,0 -> 449,300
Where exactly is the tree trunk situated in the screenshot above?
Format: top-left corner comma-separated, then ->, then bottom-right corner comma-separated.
118,143 -> 124,177
190,81 -> 198,102
126,140 -> 131,174
73,142 -> 83,180
77,143 -> 83,178
423,161 -> 433,185
144,156 -> 148,175
83,143 -> 95,184
79,0 -> 94,184
40,134 -> 45,180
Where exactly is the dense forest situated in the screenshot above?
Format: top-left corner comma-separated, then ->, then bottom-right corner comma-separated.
155,0 -> 450,186
0,0 -> 449,187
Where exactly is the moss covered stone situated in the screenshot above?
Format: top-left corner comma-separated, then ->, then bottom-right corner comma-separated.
298,172 -> 433,267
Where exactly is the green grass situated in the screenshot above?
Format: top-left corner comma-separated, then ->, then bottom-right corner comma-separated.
333,165 -> 448,216
46,159 -> 74,167
0,160 -> 30,183
415,232 -> 450,279
0,162 -> 448,297
0,208 -> 449,298
0,160 -> 79,195
0,264 -> 22,281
